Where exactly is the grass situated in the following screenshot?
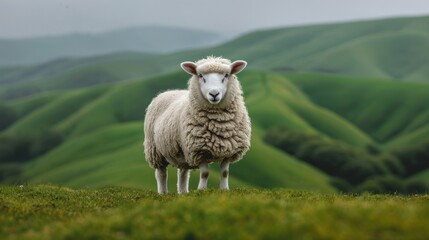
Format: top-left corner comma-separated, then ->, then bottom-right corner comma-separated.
4,70 -> 429,190
8,71 -> 375,191
3,70 -> 429,190
4,86 -> 107,135
288,73 -> 429,148
20,122 -> 334,192
1,185 -> 429,240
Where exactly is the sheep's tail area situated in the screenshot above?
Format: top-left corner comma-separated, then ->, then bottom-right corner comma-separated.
143,90 -> 188,169
144,126 -> 168,169
143,103 -> 168,169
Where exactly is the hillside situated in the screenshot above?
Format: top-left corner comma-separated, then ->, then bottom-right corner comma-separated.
1,185 -> 429,239
2,69 -> 429,191
287,73 -> 429,148
10,72 -> 371,190
4,71 -> 376,192
2,70 -> 429,192
0,52 -> 161,100
1,16 -> 429,192
211,16 -> 429,81
2,16 -> 429,101
0,26 -> 226,66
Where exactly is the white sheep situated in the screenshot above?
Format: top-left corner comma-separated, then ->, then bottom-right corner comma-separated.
143,56 -> 251,194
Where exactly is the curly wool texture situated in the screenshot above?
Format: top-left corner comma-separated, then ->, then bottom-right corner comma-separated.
144,57 -> 251,169
195,56 -> 231,74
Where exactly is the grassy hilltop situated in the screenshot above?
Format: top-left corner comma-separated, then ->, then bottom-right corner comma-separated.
1,185 -> 429,240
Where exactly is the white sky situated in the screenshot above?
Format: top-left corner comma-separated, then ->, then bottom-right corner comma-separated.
0,0 -> 429,38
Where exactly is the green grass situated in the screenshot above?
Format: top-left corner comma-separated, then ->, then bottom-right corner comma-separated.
6,71 -> 385,191
1,16 -> 429,199
4,86 -> 108,135
1,185 -> 429,240
287,73 -> 429,148
3,70 -> 429,190
242,72 -> 372,147
21,122 -> 249,191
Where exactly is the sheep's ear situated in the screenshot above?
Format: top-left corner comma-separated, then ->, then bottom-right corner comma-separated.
230,60 -> 247,74
181,61 -> 197,75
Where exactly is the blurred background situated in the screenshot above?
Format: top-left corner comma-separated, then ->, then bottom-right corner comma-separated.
1,0 -> 429,194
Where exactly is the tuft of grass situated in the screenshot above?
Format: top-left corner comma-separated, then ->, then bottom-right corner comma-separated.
1,185 -> 429,239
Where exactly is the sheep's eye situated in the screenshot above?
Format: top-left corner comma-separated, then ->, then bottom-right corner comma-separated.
198,74 -> 206,83
222,74 -> 229,83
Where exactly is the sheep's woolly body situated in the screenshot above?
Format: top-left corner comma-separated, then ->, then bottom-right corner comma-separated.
144,57 -> 251,169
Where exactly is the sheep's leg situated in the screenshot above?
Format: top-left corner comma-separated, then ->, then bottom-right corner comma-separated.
197,163 -> 209,190
220,161 -> 230,190
155,167 -> 168,194
177,168 -> 190,194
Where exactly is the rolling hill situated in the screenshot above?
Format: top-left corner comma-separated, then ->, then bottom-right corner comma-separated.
2,16 -> 429,101
0,26 -> 226,66
0,52 -> 162,100
2,70 -> 429,192
287,73 -> 429,148
1,16 -> 429,193
2,71 -> 380,192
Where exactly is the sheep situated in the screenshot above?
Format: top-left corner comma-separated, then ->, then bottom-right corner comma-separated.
143,56 -> 251,194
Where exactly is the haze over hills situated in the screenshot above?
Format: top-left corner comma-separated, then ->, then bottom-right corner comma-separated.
1,16 -> 429,101
1,16 -> 429,192
0,26 -> 226,66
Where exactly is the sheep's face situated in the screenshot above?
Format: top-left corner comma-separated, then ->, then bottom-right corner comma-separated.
197,72 -> 229,104
181,59 -> 247,105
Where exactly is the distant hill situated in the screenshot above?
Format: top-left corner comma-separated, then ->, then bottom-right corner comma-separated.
2,16 -> 429,101
0,26 -> 226,66
1,70 -> 429,191
167,15 -> 429,81
4,71 -> 361,191
287,73 -> 429,149
1,16 -> 429,193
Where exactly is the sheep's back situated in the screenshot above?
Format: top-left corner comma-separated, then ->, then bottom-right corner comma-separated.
144,90 -> 188,166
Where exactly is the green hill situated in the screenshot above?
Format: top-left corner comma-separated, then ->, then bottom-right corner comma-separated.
2,185 -> 429,239
216,16 -> 429,81
2,15 -> 429,191
3,16 -> 429,100
2,70 -> 429,191
0,26 -> 225,66
0,52 -> 161,100
5,71 -> 379,192
287,73 -> 429,148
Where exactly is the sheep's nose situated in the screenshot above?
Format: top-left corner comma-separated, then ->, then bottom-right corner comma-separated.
209,90 -> 220,99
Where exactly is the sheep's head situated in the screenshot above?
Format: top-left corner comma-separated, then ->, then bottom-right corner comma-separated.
181,57 -> 247,105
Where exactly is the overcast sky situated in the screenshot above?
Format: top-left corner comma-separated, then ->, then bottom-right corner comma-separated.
1,0 -> 429,38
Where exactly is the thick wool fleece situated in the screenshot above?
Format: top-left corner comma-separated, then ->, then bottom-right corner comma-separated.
144,57 -> 251,169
